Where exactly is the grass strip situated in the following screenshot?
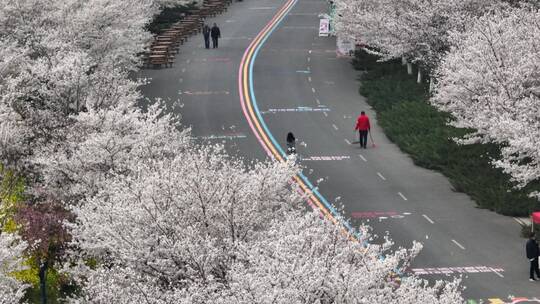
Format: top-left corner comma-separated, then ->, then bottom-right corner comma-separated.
354,50 -> 540,217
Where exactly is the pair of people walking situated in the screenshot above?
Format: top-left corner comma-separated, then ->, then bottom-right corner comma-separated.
203,23 -> 221,49
354,111 -> 371,149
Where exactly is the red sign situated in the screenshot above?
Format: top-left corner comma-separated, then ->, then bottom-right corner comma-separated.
532,212 -> 540,224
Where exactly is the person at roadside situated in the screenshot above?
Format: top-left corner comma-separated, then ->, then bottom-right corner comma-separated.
354,111 -> 371,149
211,23 -> 221,49
202,24 -> 211,49
286,132 -> 296,155
526,232 -> 540,281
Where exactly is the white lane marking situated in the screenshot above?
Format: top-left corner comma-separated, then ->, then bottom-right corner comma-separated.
315,98 -> 320,104
195,134 -> 247,140
413,266 -> 504,275
345,139 -> 351,145
422,214 -> 435,224
332,124 -> 338,131
308,76 -> 312,82
181,68 -> 186,73
403,212 -> 412,215
376,172 -> 386,181
514,217 -> 527,225
309,49 -> 312,54
323,112 -> 328,117
491,268 -> 504,278
398,192 -> 408,201
452,239 -> 466,250
303,155 -> 350,161
311,87 -> 316,93
307,66 -> 311,71
359,154 -> 367,162
307,57 -> 311,62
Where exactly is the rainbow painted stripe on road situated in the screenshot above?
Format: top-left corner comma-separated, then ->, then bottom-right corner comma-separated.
236,2 -> 540,302
237,0 -> 355,236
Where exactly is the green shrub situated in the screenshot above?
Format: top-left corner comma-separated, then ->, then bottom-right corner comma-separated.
17,257 -> 73,304
0,165 -> 25,231
146,3 -> 198,34
354,50 -> 540,216
520,224 -> 540,239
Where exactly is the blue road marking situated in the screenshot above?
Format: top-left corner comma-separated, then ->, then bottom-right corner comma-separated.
247,0 -> 358,237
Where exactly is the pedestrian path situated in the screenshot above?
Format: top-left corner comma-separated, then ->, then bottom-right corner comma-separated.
138,0 -> 540,300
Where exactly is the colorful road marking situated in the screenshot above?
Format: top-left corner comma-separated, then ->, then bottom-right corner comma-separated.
468,298 -> 540,304
237,0 -> 356,237
260,106 -> 330,114
236,1 -> 537,301
510,298 -> 540,303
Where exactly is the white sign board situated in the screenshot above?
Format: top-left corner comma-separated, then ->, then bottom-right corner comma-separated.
319,19 -> 330,37
337,36 -> 355,56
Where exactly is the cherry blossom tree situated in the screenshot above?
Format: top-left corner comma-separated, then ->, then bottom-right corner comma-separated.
333,0 -> 497,75
64,142 -> 462,303
68,207 -> 462,303
0,1 -> 468,302
0,233 -> 28,304
68,144 -> 299,276
31,102 -> 190,204
0,0 -> 190,171
224,211 -> 462,304
432,6 -> 540,194
0,1 -> 196,302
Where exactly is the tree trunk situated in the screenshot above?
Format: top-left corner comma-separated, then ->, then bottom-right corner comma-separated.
39,261 -> 48,304
417,69 -> 422,84
401,57 -> 407,65
429,76 -> 434,93
407,62 -> 413,75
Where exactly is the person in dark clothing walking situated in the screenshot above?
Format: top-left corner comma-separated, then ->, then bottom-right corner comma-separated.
211,23 -> 221,49
202,24 -> 211,49
354,111 -> 371,149
286,132 -> 296,155
526,232 -> 540,281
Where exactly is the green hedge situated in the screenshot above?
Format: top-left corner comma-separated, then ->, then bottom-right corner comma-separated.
354,50 -> 540,216
146,3 -> 198,35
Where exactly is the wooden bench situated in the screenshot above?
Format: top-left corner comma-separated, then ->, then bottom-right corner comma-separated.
148,54 -> 174,68
152,42 -> 180,54
141,0 -> 230,69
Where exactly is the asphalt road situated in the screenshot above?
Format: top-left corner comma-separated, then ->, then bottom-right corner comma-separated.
138,0 -> 539,302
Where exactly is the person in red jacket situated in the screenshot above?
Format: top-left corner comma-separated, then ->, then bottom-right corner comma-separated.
354,111 -> 371,148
